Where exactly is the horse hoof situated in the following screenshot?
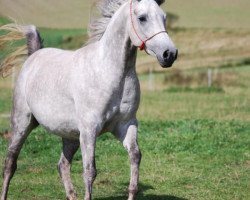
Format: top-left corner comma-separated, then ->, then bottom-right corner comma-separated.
128,193 -> 136,200
67,194 -> 77,200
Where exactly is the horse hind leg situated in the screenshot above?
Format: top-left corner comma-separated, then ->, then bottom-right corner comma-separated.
1,106 -> 38,200
58,138 -> 79,200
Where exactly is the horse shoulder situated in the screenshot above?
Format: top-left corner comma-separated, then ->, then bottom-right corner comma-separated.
119,68 -> 140,119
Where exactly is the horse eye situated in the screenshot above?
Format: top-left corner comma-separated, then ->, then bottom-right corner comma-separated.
138,16 -> 147,23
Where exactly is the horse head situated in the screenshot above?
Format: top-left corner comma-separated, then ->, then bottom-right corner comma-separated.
129,0 -> 178,68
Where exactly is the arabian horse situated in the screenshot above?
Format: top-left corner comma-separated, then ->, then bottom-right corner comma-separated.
0,0 -> 177,199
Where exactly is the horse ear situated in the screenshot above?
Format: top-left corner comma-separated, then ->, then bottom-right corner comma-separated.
155,0 -> 165,5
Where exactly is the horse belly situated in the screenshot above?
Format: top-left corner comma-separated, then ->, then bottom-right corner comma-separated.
23,50 -> 79,139
28,97 -> 79,139
37,110 -> 79,139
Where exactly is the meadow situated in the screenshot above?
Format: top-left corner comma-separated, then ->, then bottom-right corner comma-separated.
0,66 -> 249,199
0,0 -> 250,199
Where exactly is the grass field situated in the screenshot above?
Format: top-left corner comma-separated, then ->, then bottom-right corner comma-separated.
0,0 -> 250,199
0,120 -> 249,200
0,64 -> 249,199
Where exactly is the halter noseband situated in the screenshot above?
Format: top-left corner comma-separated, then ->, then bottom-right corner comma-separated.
130,0 -> 167,51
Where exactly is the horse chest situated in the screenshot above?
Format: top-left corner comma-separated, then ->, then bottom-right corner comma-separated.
120,82 -> 139,115
108,71 -> 140,122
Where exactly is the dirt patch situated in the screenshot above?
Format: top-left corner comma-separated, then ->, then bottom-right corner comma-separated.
96,179 -> 112,186
28,167 -> 44,174
245,160 -> 250,169
0,129 -> 11,139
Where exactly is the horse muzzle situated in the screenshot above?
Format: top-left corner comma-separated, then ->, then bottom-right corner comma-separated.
158,48 -> 178,68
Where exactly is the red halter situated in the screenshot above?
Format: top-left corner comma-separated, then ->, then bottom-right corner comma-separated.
130,0 -> 167,51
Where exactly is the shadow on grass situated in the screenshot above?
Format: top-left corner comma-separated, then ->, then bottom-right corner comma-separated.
96,183 -> 187,200
96,194 -> 187,200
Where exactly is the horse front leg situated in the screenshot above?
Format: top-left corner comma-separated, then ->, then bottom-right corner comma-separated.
79,127 -> 97,200
115,119 -> 142,200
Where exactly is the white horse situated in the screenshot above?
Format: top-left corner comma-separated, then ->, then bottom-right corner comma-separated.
0,0 -> 177,199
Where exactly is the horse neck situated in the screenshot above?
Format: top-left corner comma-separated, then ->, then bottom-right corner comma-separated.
100,3 -> 137,73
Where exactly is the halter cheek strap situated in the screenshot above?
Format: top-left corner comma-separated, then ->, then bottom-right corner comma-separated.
130,0 -> 167,51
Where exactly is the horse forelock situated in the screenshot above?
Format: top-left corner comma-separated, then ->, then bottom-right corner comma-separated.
87,0 -> 127,44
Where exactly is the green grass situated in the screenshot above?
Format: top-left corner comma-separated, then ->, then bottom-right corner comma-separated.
0,64 -> 249,199
0,17 -> 11,26
0,120 -> 249,200
0,88 -> 12,131
165,86 -> 224,94
139,65 -> 250,122
0,16 -> 86,49
39,28 -> 87,49
138,90 -> 250,122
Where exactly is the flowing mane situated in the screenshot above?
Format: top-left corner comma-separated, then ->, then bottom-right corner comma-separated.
87,0 -> 127,44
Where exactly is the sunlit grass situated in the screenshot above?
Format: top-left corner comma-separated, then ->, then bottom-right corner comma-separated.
39,28 -> 87,49
0,120 -> 249,200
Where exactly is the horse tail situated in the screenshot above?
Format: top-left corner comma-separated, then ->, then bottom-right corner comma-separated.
0,24 -> 43,77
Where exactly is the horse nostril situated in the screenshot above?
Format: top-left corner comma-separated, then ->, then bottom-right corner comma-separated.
175,49 -> 178,60
163,50 -> 169,60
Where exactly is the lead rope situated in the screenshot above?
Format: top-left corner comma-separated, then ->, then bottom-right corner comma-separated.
130,0 -> 167,51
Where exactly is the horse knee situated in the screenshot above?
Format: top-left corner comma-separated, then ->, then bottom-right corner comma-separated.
58,157 -> 70,177
130,148 -> 142,165
84,164 -> 97,182
84,168 -> 97,179
2,154 -> 18,178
